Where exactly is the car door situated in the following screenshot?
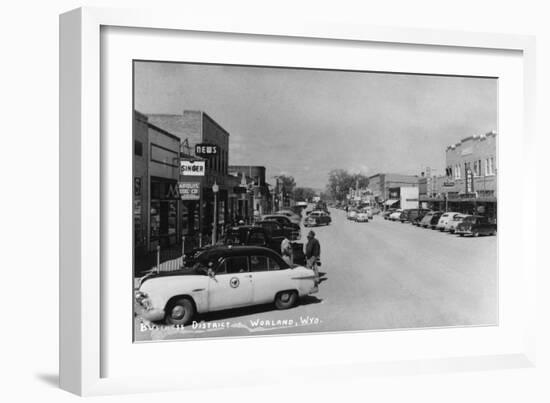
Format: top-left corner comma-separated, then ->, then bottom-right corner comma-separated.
249,253 -> 290,304
207,255 -> 253,311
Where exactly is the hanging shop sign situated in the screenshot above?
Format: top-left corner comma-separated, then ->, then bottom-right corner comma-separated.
180,160 -> 205,176
195,143 -> 219,157
443,181 -> 455,187
178,182 -> 201,200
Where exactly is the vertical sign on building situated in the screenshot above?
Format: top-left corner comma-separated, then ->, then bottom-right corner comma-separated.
465,168 -> 474,194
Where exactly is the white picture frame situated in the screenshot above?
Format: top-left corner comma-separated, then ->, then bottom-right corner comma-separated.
59,7 -> 537,396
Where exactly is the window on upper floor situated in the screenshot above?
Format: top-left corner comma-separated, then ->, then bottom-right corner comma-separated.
489,156 -> 495,175
134,140 -> 143,157
485,156 -> 495,175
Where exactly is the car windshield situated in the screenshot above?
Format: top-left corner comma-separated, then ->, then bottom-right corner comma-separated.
462,216 -> 477,223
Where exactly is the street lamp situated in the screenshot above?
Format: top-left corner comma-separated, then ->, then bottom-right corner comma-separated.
212,181 -> 219,245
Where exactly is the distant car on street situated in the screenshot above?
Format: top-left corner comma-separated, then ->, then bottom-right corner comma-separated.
382,209 -> 395,220
436,212 -> 461,231
455,215 -> 497,237
304,210 -> 331,227
347,209 -> 358,221
136,246 -> 319,326
355,210 -> 370,222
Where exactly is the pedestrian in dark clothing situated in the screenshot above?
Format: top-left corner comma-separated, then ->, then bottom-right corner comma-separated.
305,230 -> 321,278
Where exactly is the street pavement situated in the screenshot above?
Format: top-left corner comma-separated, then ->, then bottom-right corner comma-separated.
134,208 -> 497,341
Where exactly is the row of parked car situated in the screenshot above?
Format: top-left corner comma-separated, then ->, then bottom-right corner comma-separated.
383,208 -> 497,237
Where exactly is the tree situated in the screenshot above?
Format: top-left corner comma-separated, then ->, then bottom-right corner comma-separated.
293,187 -> 316,202
326,169 -> 369,201
277,175 -> 296,194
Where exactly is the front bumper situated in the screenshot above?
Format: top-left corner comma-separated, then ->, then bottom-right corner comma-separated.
137,307 -> 165,322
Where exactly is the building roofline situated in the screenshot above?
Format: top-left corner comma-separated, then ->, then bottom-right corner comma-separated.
446,130 -> 497,151
146,121 -> 181,142
201,111 -> 231,137
134,110 -> 148,122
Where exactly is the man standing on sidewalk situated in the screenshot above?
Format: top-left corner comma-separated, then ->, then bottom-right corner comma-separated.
305,230 -> 321,278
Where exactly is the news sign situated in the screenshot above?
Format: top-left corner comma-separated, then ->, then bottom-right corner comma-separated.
195,143 -> 219,157
180,160 -> 205,176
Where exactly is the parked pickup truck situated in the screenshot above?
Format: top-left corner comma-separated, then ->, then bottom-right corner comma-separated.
184,225 -> 306,266
455,215 -> 497,237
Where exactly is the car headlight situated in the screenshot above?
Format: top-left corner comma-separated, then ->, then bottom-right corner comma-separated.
135,291 -> 153,310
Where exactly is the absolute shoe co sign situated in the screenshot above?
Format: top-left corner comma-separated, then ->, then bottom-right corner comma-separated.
178,182 -> 201,200
180,160 -> 205,176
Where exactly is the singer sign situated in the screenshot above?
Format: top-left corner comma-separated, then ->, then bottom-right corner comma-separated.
180,160 -> 205,176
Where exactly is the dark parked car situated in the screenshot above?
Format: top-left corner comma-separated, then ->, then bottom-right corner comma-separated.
400,208 -> 431,223
412,209 -> 432,226
455,215 -> 497,237
419,211 -> 443,229
256,220 -> 295,241
262,214 -> 301,240
184,225 -> 305,266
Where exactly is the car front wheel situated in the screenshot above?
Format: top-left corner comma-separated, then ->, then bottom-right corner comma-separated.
275,290 -> 298,310
165,297 -> 195,326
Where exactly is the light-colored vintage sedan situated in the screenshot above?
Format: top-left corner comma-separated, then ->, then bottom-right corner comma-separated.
436,212 -> 461,231
135,246 -> 320,326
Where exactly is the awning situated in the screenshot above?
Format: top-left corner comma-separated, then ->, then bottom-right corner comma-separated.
384,199 -> 399,206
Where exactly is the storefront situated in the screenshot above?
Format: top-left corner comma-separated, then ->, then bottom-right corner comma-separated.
149,177 -> 180,249
420,193 -> 497,222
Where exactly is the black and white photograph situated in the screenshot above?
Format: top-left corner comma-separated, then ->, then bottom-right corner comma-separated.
132,61 -> 498,342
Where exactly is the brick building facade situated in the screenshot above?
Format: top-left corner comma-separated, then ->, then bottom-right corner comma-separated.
420,131 -> 497,219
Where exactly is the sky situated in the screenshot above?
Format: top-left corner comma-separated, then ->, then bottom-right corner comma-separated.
134,61 -> 497,190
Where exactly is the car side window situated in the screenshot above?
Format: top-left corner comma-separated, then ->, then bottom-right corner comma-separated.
215,259 -> 227,275
224,256 -> 249,274
268,257 -> 281,271
250,255 -> 269,272
249,231 -> 266,245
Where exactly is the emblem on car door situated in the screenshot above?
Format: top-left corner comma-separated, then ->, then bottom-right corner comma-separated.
230,277 -> 240,288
